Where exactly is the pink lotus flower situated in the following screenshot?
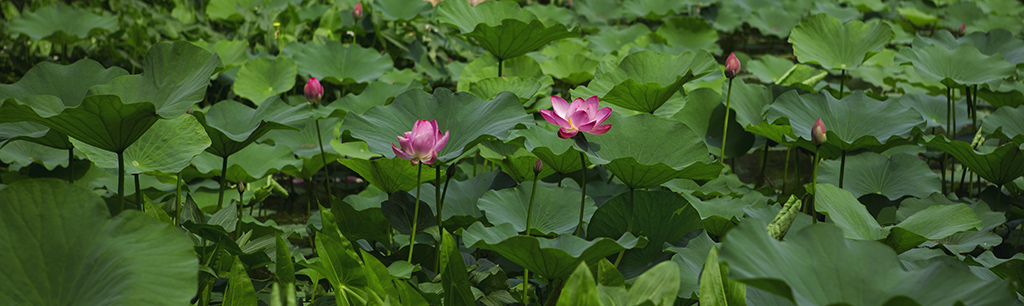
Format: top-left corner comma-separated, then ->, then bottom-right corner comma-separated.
539,96 -> 612,139
392,119 -> 449,165
304,77 -> 323,104
724,52 -> 741,79
812,118 -> 827,145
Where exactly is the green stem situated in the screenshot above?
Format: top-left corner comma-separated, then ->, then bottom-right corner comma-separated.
613,188 -> 635,268
522,174 -> 539,305
721,78 -> 734,167
782,147 -> 791,193
839,69 -> 846,99
575,151 -> 588,237
175,172 -> 181,226
134,173 -> 141,212
67,148 -> 74,183
315,118 -> 332,207
756,144 -> 768,188
498,58 -> 504,78
838,151 -> 846,188
946,86 -> 952,139
408,163 -> 423,263
434,165 -> 443,272
118,151 -> 125,214
217,155 -> 228,210
812,148 -> 820,224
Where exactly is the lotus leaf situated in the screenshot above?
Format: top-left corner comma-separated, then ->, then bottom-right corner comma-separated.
572,50 -> 717,113
819,152 -> 941,200
72,114 -> 210,175
789,13 -> 893,70
194,98 -> 307,158
9,5 -> 118,44
0,179 -> 197,305
233,57 -> 297,105
282,41 -> 394,85
479,182 -> 596,236
982,105 -> 1024,142
896,43 -> 1015,87
920,135 -> 1024,186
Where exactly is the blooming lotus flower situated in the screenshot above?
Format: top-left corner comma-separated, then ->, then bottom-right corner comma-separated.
304,77 -> 323,104
353,2 -> 363,19
812,118 -> 827,146
392,119 -> 449,165
724,52 -> 741,79
539,96 -> 612,139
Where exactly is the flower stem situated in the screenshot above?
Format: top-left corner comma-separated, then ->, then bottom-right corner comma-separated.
175,172 -> 181,225
811,148 -> 820,224
118,151 -> 125,214
782,147 -> 791,193
408,163 -> 423,263
315,118 -> 331,207
217,155 -> 228,210
756,144 -> 768,188
839,69 -> 846,99
721,78 -> 734,167
134,173 -> 141,212
67,148 -> 74,183
522,174 -> 539,305
839,151 -> 846,188
575,151 -> 588,237
434,165 -> 443,272
613,188 -> 635,268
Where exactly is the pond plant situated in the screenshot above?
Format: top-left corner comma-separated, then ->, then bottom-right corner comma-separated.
2,0 -> 1024,305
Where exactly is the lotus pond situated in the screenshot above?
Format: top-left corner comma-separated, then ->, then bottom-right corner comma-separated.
2,0 -> 1024,305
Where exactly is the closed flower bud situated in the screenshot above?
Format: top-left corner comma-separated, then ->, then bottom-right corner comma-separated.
724,52 -> 741,79
304,77 -> 323,104
533,159 -> 543,174
353,2 -> 363,19
812,118 -> 827,146
958,23 -> 966,36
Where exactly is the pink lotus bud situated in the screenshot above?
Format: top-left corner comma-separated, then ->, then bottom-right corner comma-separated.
304,77 -> 323,104
958,23 -> 966,36
724,52 -> 741,79
533,159 -> 543,174
353,2 -> 363,20
812,118 -> 827,146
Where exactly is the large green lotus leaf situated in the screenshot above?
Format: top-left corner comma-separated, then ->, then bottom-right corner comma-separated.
0,179 -> 196,305
913,29 -> 1024,66
373,0 -> 432,21
587,190 -> 702,278
380,190 -> 437,236
337,158 -> 439,195
0,122 -> 70,150
281,153 -> 340,180
819,152 -> 941,200
621,0 -> 690,19
205,0 -> 263,21
895,43 -> 1016,87
194,98 -> 307,158
0,60 -> 128,109
9,6 -> 118,44
334,82 -> 416,116
478,182 -> 596,236
667,232 -> 717,299
982,105 -> 1024,143
767,91 -> 925,153
509,126 -> 585,174
896,7 -> 939,26
465,19 -> 579,61
334,193 -> 391,245
655,17 -> 721,55
746,55 -> 797,85
898,93 -> 970,132
586,24 -> 651,55
672,87 -> 755,159
885,203 -> 982,254
718,219 -> 1018,306
582,113 -> 722,188
459,55 -> 545,92
262,117 -> 341,159
699,246 -> 745,306
468,76 -> 550,105
788,13 -> 893,70
921,135 -> 1024,186
191,143 -> 300,183
905,194 -> 1004,253
0,140 -> 70,171
437,0 -> 532,34
747,6 -> 802,38
573,0 -> 624,27
282,41 -> 393,85
233,57 -> 297,105
531,40 -> 599,85
461,222 -> 645,280
89,41 -> 222,118
417,171 -> 515,230
969,251 -> 1024,297
341,88 -> 531,163
680,193 -> 764,238
814,184 -> 889,241
572,50 -> 717,113
329,140 -> 380,160
440,229 -> 475,306
71,114 -> 211,175
0,95 -> 158,154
